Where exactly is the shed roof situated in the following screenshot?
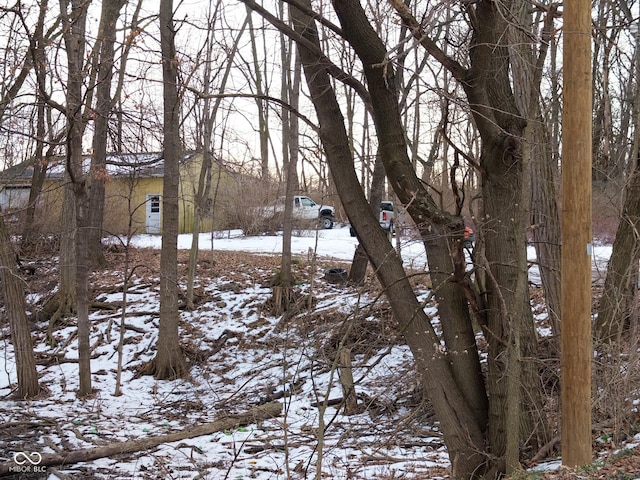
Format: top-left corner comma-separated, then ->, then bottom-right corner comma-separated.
0,152 -> 198,184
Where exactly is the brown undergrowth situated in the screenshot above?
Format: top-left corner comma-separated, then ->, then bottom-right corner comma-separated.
12,246 -> 640,479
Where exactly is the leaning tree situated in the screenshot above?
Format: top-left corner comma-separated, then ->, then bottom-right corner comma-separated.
243,0 -> 557,476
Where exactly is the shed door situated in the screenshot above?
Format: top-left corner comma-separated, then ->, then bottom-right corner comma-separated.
146,194 -> 161,234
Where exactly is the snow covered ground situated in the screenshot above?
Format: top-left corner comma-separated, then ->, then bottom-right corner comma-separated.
0,226 -> 631,480
130,226 -> 613,283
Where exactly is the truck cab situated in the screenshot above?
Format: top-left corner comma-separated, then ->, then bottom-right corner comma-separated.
293,196 -> 335,228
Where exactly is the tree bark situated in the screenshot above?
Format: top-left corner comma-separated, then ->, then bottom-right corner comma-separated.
151,0 -> 188,380
60,0 -> 92,397
88,0 -> 127,268
349,152 -> 385,285
290,4 -> 487,478
596,169 -> 640,341
0,213 -> 39,398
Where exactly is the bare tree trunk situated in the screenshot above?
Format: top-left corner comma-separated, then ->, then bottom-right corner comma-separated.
338,347 -> 358,415
0,0 -> 45,400
87,0 -> 126,268
43,177 -> 77,332
507,8 -> 558,468
596,169 -> 640,341
290,4 -> 487,477
60,0 -> 92,397
530,119 -> 561,337
246,6 -> 270,179
73,172 -> 92,397
20,0 -> 52,253
596,18 -> 640,342
150,0 -> 188,380
272,30 -> 301,314
0,213 -> 39,398
348,152 -> 384,285
23,0 -> 77,328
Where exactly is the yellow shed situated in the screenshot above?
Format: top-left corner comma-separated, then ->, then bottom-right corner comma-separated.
0,151 -> 235,236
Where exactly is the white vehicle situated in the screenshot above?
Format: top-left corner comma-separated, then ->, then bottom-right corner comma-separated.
257,195 -> 336,229
379,201 -> 395,233
350,201 -> 395,236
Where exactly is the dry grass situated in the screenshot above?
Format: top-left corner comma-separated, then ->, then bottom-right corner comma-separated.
17,245 -> 640,478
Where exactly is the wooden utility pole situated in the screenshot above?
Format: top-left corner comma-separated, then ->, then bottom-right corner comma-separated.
561,0 -> 593,467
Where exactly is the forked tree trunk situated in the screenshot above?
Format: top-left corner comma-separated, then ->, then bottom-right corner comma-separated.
290,4 -> 487,478
273,30 -> 300,315
88,0 -> 127,268
467,0 -> 547,457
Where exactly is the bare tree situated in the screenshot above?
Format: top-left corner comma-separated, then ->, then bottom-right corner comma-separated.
389,0 -> 558,465
273,4 -> 302,314
241,0 -> 561,475
3,0 -> 58,255
288,3 -> 487,477
59,0 -> 93,397
595,1 -> 640,342
148,0 -> 188,380
245,6 -> 271,179
0,210 -> 39,398
0,2 -> 44,397
87,0 -> 127,267
186,6 -> 248,310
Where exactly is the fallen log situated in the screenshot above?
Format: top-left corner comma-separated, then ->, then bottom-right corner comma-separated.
0,401 -> 281,476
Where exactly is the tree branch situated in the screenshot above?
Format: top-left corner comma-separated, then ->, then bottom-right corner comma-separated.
0,402 -> 282,476
238,0 -> 373,111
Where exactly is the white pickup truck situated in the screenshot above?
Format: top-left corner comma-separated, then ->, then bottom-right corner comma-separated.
350,201 -> 395,236
257,195 -> 336,229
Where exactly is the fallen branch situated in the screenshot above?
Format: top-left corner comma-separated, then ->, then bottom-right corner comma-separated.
0,402 -> 281,476
527,435 -> 560,465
